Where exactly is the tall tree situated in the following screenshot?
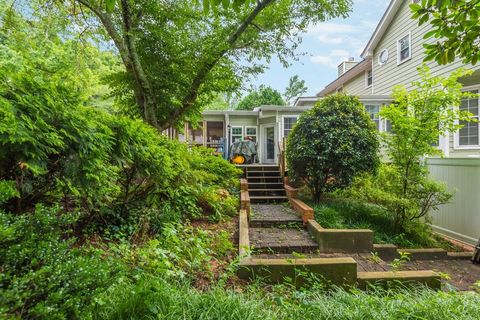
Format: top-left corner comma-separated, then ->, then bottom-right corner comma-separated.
411,0 -> 480,65
284,75 -> 308,105
236,85 -> 285,110
65,0 -> 350,130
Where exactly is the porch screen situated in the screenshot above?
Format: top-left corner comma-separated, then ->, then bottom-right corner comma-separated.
188,122 -> 203,145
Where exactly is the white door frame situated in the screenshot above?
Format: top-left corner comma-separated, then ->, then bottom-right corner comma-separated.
260,123 -> 276,164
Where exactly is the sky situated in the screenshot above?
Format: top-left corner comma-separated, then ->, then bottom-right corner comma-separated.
248,0 -> 390,97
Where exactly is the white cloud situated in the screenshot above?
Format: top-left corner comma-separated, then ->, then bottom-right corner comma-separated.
310,49 -> 352,68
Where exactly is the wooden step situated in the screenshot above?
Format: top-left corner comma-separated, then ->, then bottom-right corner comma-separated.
250,195 -> 288,203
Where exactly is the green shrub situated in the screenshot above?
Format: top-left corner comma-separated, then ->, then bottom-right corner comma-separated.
286,94 -> 379,203
310,197 -> 456,249
0,206 -> 128,319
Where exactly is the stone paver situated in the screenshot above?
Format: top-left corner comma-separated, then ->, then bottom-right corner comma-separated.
250,204 -> 302,227
250,227 -> 318,253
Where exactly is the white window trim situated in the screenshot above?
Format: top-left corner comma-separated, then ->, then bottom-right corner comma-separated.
364,104 -> 382,131
397,32 -> 412,65
244,126 -> 257,141
281,115 -> 299,139
453,86 -> 480,150
230,125 -> 244,144
365,69 -> 373,88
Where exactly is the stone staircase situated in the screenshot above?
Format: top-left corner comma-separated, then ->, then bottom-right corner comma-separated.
244,166 -> 287,203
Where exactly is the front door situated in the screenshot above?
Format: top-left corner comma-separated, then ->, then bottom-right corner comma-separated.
263,125 -> 275,163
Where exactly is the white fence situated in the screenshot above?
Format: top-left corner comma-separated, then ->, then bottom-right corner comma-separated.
427,158 -> 480,245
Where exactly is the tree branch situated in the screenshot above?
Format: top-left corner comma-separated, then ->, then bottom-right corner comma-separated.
160,0 -> 275,130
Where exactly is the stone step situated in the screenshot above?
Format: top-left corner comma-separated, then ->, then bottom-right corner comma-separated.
249,227 -> 319,254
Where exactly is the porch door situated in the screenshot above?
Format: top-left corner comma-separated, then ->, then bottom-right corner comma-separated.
263,125 -> 275,163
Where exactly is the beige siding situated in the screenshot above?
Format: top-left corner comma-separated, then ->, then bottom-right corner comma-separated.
229,116 -> 257,126
343,72 -> 373,96
372,0 -> 480,95
372,0 -> 480,157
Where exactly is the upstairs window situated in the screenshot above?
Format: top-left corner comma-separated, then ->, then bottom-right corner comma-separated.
397,33 -> 411,64
365,105 -> 380,130
365,69 -> 373,87
283,116 -> 298,138
459,90 -> 479,146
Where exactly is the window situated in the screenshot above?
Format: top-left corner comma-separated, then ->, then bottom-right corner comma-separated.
397,33 -> 411,64
245,126 -> 257,143
365,69 -> 373,87
378,49 -> 389,65
384,119 -> 392,133
283,116 -> 298,138
231,126 -> 243,143
458,90 -> 479,146
365,105 -> 380,130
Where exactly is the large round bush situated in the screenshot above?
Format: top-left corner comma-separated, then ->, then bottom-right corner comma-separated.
286,94 -> 379,202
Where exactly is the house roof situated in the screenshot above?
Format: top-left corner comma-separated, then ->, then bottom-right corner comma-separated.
202,105 -> 310,116
316,57 -> 372,97
293,96 -> 318,107
361,0 -> 402,58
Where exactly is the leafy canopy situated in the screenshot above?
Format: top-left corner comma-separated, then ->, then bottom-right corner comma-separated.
66,0 -> 351,130
286,94 -> 379,203
411,0 -> 480,65
236,85 -> 285,110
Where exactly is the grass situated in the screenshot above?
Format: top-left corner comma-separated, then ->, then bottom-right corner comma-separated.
306,196 -> 459,251
89,276 -> 480,319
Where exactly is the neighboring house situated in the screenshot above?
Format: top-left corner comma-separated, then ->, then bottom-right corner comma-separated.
173,106 -> 308,164
303,0 -> 480,158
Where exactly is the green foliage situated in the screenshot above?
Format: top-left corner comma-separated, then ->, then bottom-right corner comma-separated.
0,10 -> 241,234
0,206 -> 128,319
284,75 -> 308,105
344,67 -> 472,231
345,164 -> 453,232
411,0 -> 480,65
237,85 -> 286,110
123,223 -> 234,280
0,206 -> 234,318
286,94 -> 380,202
310,197 -> 457,250
61,0 -> 352,130
90,277 -> 480,319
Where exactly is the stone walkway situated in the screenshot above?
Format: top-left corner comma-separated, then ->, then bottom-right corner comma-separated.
249,204 -> 317,253
249,228 -> 318,253
250,204 -> 302,227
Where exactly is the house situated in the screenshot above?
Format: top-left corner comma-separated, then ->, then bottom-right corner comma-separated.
174,106 -> 308,164
296,0 -> 480,158
184,0 -> 480,164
